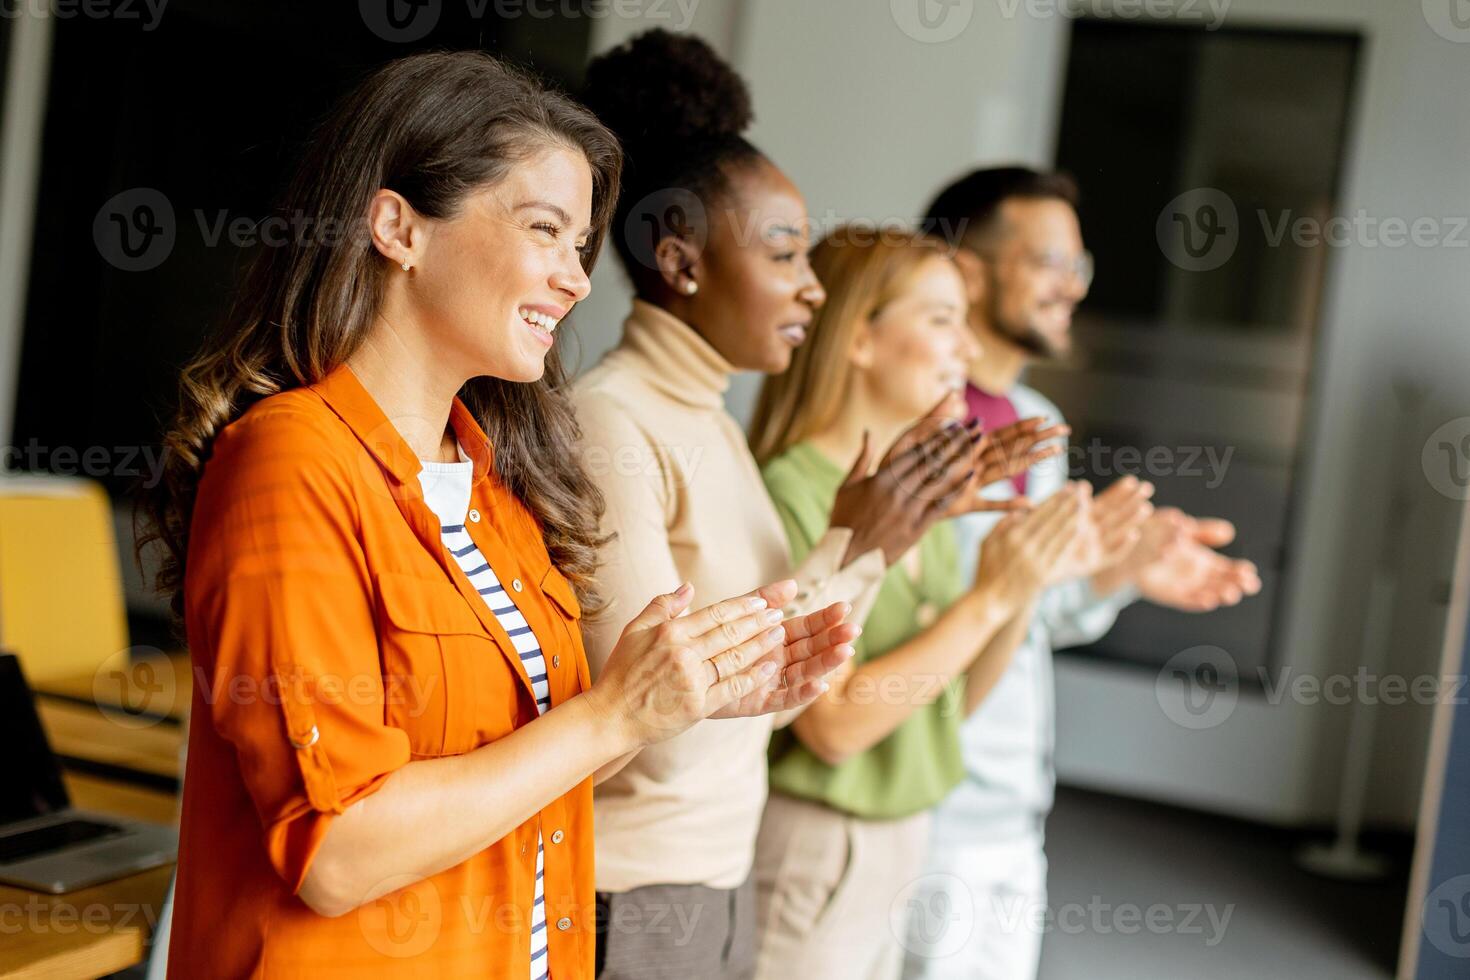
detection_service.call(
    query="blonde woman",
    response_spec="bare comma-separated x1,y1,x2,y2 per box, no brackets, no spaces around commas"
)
747,230,1152,979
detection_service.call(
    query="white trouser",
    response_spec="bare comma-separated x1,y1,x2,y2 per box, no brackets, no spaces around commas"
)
900,831,1047,980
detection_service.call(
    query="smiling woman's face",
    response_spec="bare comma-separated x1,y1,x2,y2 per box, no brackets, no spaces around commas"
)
411,144,595,383
687,158,827,374
853,255,977,423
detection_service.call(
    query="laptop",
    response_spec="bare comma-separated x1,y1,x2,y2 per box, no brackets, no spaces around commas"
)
0,652,178,893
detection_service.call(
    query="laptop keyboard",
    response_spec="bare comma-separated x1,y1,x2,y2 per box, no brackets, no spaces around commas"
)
0,818,124,863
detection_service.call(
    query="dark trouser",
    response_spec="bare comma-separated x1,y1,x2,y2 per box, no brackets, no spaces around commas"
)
595,875,756,980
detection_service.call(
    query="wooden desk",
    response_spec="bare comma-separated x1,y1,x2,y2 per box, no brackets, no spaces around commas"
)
0,865,172,980
1,655,187,978
33,652,189,791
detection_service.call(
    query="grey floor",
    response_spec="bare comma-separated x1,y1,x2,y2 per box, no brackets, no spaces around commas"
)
1038,787,1411,980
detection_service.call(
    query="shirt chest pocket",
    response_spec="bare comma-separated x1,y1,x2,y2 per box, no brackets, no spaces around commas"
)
373,571,520,757
537,565,589,691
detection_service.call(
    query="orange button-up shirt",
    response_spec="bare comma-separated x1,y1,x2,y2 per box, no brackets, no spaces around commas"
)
169,364,595,978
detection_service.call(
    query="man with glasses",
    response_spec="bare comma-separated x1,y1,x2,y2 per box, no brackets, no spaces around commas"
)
902,167,1261,980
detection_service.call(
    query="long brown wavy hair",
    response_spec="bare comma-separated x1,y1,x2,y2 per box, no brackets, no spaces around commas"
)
141,51,621,619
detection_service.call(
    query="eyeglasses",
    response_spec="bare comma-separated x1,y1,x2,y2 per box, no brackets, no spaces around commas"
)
981,246,1095,289
1017,247,1094,288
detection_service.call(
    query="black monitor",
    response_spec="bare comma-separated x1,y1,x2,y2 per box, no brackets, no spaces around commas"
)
0,654,71,824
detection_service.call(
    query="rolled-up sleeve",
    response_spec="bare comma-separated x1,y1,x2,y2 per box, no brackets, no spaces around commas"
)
185,409,411,891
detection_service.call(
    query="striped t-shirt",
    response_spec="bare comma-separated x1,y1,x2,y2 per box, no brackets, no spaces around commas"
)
418,447,551,980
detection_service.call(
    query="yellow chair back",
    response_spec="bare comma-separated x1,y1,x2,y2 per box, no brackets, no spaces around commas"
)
0,476,129,685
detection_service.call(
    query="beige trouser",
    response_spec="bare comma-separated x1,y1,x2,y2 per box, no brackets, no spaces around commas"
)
753,791,932,980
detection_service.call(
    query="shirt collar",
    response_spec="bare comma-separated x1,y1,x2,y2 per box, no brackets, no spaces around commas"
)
310,362,496,488
613,299,734,409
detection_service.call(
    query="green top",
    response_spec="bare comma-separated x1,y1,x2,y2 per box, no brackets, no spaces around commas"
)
762,441,968,819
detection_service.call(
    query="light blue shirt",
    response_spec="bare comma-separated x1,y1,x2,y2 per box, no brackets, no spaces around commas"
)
934,383,1138,846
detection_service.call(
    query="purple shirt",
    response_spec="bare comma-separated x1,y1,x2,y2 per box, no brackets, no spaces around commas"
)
964,381,1027,496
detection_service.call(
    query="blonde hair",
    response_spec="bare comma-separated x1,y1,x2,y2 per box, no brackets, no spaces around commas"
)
750,227,957,464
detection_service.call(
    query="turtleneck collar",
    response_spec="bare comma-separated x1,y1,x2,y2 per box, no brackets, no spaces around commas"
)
612,299,735,410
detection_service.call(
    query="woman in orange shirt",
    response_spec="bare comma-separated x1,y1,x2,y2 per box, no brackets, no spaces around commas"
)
142,52,857,979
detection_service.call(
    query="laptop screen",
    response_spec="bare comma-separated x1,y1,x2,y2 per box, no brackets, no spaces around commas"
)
0,654,71,823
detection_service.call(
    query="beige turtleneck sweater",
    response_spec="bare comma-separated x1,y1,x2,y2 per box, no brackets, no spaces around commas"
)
572,299,884,892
